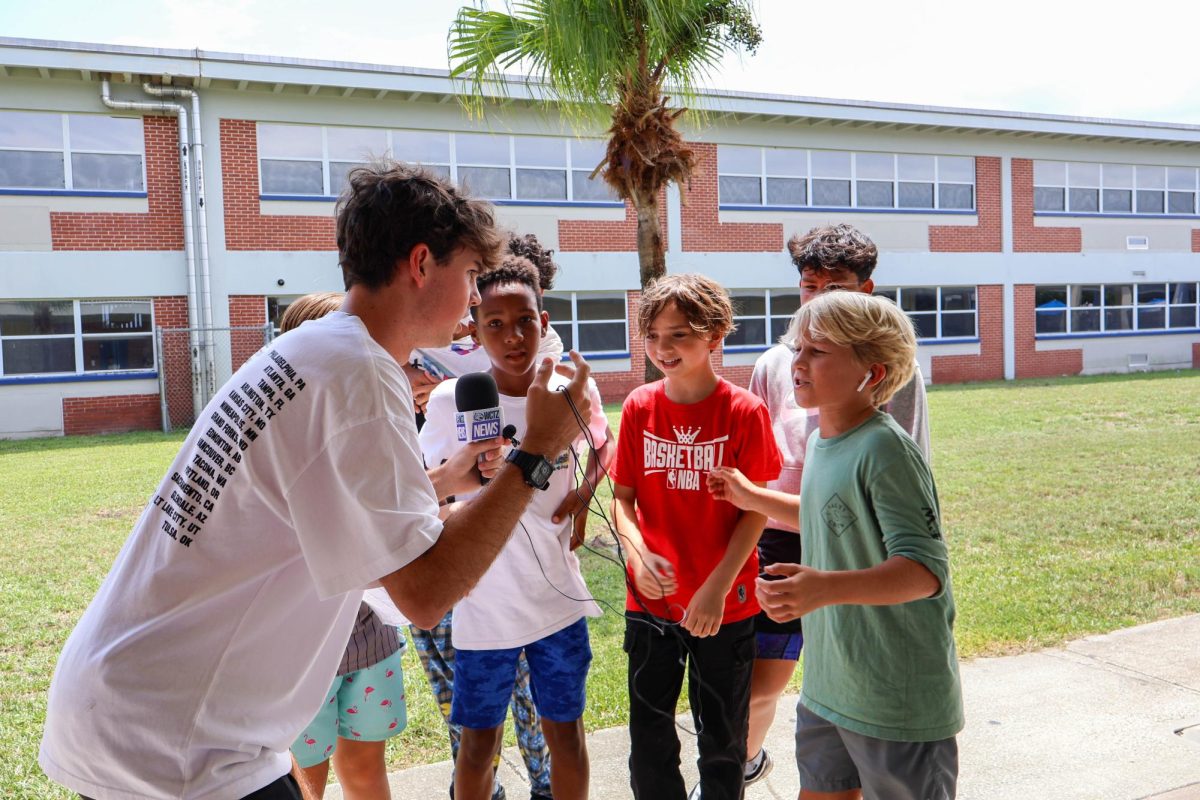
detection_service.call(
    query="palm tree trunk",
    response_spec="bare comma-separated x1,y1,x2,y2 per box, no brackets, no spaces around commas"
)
635,194,665,383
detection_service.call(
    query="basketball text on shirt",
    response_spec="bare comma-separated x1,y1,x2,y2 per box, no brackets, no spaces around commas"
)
642,426,729,491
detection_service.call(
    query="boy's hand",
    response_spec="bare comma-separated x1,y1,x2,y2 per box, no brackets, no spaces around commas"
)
403,362,442,414
756,562,826,622
682,580,725,638
706,466,757,510
522,352,592,457
551,485,593,526
631,552,678,599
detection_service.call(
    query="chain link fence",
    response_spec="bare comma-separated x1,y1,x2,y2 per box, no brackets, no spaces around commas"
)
155,325,275,432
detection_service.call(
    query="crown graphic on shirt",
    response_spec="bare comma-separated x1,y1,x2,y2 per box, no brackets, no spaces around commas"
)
672,425,701,445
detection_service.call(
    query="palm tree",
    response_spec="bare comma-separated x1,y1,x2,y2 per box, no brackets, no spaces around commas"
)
449,0,761,381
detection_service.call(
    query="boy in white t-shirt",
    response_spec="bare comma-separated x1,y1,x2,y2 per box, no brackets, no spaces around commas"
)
419,256,611,800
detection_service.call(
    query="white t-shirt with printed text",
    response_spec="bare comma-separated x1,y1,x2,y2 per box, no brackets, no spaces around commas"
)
419,372,607,650
40,312,442,800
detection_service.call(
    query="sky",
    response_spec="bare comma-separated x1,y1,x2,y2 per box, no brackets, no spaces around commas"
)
4,0,1200,125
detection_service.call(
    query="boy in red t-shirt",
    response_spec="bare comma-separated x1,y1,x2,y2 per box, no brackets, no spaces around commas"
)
611,273,782,800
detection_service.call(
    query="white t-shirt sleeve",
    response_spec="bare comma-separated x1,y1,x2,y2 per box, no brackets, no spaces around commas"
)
287,415,442,599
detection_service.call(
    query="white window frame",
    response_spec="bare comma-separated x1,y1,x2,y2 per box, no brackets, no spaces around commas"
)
1034,282,1200,336
256,123,617,203
0,111,146,194
1033,160,1200,217
0,299,156,378
724,288,802,350
874,286,978,341
543,291,628,356
716,146,976,212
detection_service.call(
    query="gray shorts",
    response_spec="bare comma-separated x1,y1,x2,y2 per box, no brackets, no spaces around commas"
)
794,700,958,800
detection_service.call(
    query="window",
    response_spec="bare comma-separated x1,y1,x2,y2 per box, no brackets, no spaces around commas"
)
257,123,617,202
723,289,801,349
717,146,975,211
1034,160,1200,216
0,299,154,377
267,296,302,336
542,292,627,355
872,286,977,340
0,111,145,193
1034,282,1200,335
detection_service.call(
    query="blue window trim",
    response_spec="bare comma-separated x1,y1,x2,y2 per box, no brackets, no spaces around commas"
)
719,204,975,215
723,344,772,354
260,194,624,209
1035,328,1200,341
561,351,630,361
0,189,148,198
1034,211,1200,220
0,369,158,386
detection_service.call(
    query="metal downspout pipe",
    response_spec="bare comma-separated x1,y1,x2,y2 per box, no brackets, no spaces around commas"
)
142,83,216,401
100,78,205,422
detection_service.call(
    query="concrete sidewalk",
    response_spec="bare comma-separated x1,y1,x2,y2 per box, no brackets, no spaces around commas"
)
335,615,1200,800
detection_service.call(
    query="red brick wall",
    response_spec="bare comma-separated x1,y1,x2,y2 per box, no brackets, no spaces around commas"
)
1012,159,1081,253
63,393,161,435
153,295,194,429
221,119,337,251
930,284,1004,383
929,157,1002,252
558,190,667,252
680,143,783,252
50,116,184,250
1013,284,1083,378
229,295,267,371
1192,230,1200,252
1193,342,1200,368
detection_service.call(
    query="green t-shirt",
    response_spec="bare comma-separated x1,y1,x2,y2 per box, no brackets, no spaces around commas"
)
799,411,963,742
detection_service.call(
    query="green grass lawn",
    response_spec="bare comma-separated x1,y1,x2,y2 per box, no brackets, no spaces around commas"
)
3,371,1199,797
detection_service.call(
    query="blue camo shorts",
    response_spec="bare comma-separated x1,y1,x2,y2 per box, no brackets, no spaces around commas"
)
290,647,407,768
451,618,591,729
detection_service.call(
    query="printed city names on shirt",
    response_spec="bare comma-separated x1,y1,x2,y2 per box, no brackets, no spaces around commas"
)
151,350,307,548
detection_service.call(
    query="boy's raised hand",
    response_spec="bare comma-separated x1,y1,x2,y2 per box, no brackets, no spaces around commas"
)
631,551,678,599
523,351,592,457
706,466,756,510
682,580,725,638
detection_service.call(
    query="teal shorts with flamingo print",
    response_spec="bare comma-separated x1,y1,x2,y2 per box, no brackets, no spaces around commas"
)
290,647,407,768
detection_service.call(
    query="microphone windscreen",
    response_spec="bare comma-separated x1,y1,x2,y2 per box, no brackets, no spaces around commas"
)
455,371,499,412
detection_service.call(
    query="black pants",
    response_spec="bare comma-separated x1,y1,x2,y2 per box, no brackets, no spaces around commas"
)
624,613,756,800
81,772,303,800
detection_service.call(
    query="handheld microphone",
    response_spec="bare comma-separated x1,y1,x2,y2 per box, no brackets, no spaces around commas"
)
455,372,503,485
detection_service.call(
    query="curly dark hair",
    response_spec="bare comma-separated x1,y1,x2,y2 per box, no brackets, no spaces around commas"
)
335,161,503,291
787,223,878,283
470,255,543,319
506,232,558,292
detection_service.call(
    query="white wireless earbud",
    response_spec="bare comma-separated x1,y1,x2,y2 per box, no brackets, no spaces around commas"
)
856,371,873,392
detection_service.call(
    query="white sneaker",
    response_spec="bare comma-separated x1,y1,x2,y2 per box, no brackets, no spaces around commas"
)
687,783,701,800
744,748,774,786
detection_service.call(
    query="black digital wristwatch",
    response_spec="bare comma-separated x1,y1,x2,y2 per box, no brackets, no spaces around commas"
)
505,449,554,490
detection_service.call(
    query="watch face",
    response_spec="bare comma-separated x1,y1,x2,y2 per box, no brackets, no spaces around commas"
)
531,460,554,486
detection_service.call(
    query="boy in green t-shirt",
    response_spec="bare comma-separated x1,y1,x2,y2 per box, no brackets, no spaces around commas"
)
708,290,962,799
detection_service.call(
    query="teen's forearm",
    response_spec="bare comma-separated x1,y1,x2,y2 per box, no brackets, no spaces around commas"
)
815,555,941,608
381,464,535,629
743,485,800,525
703,509,768,593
